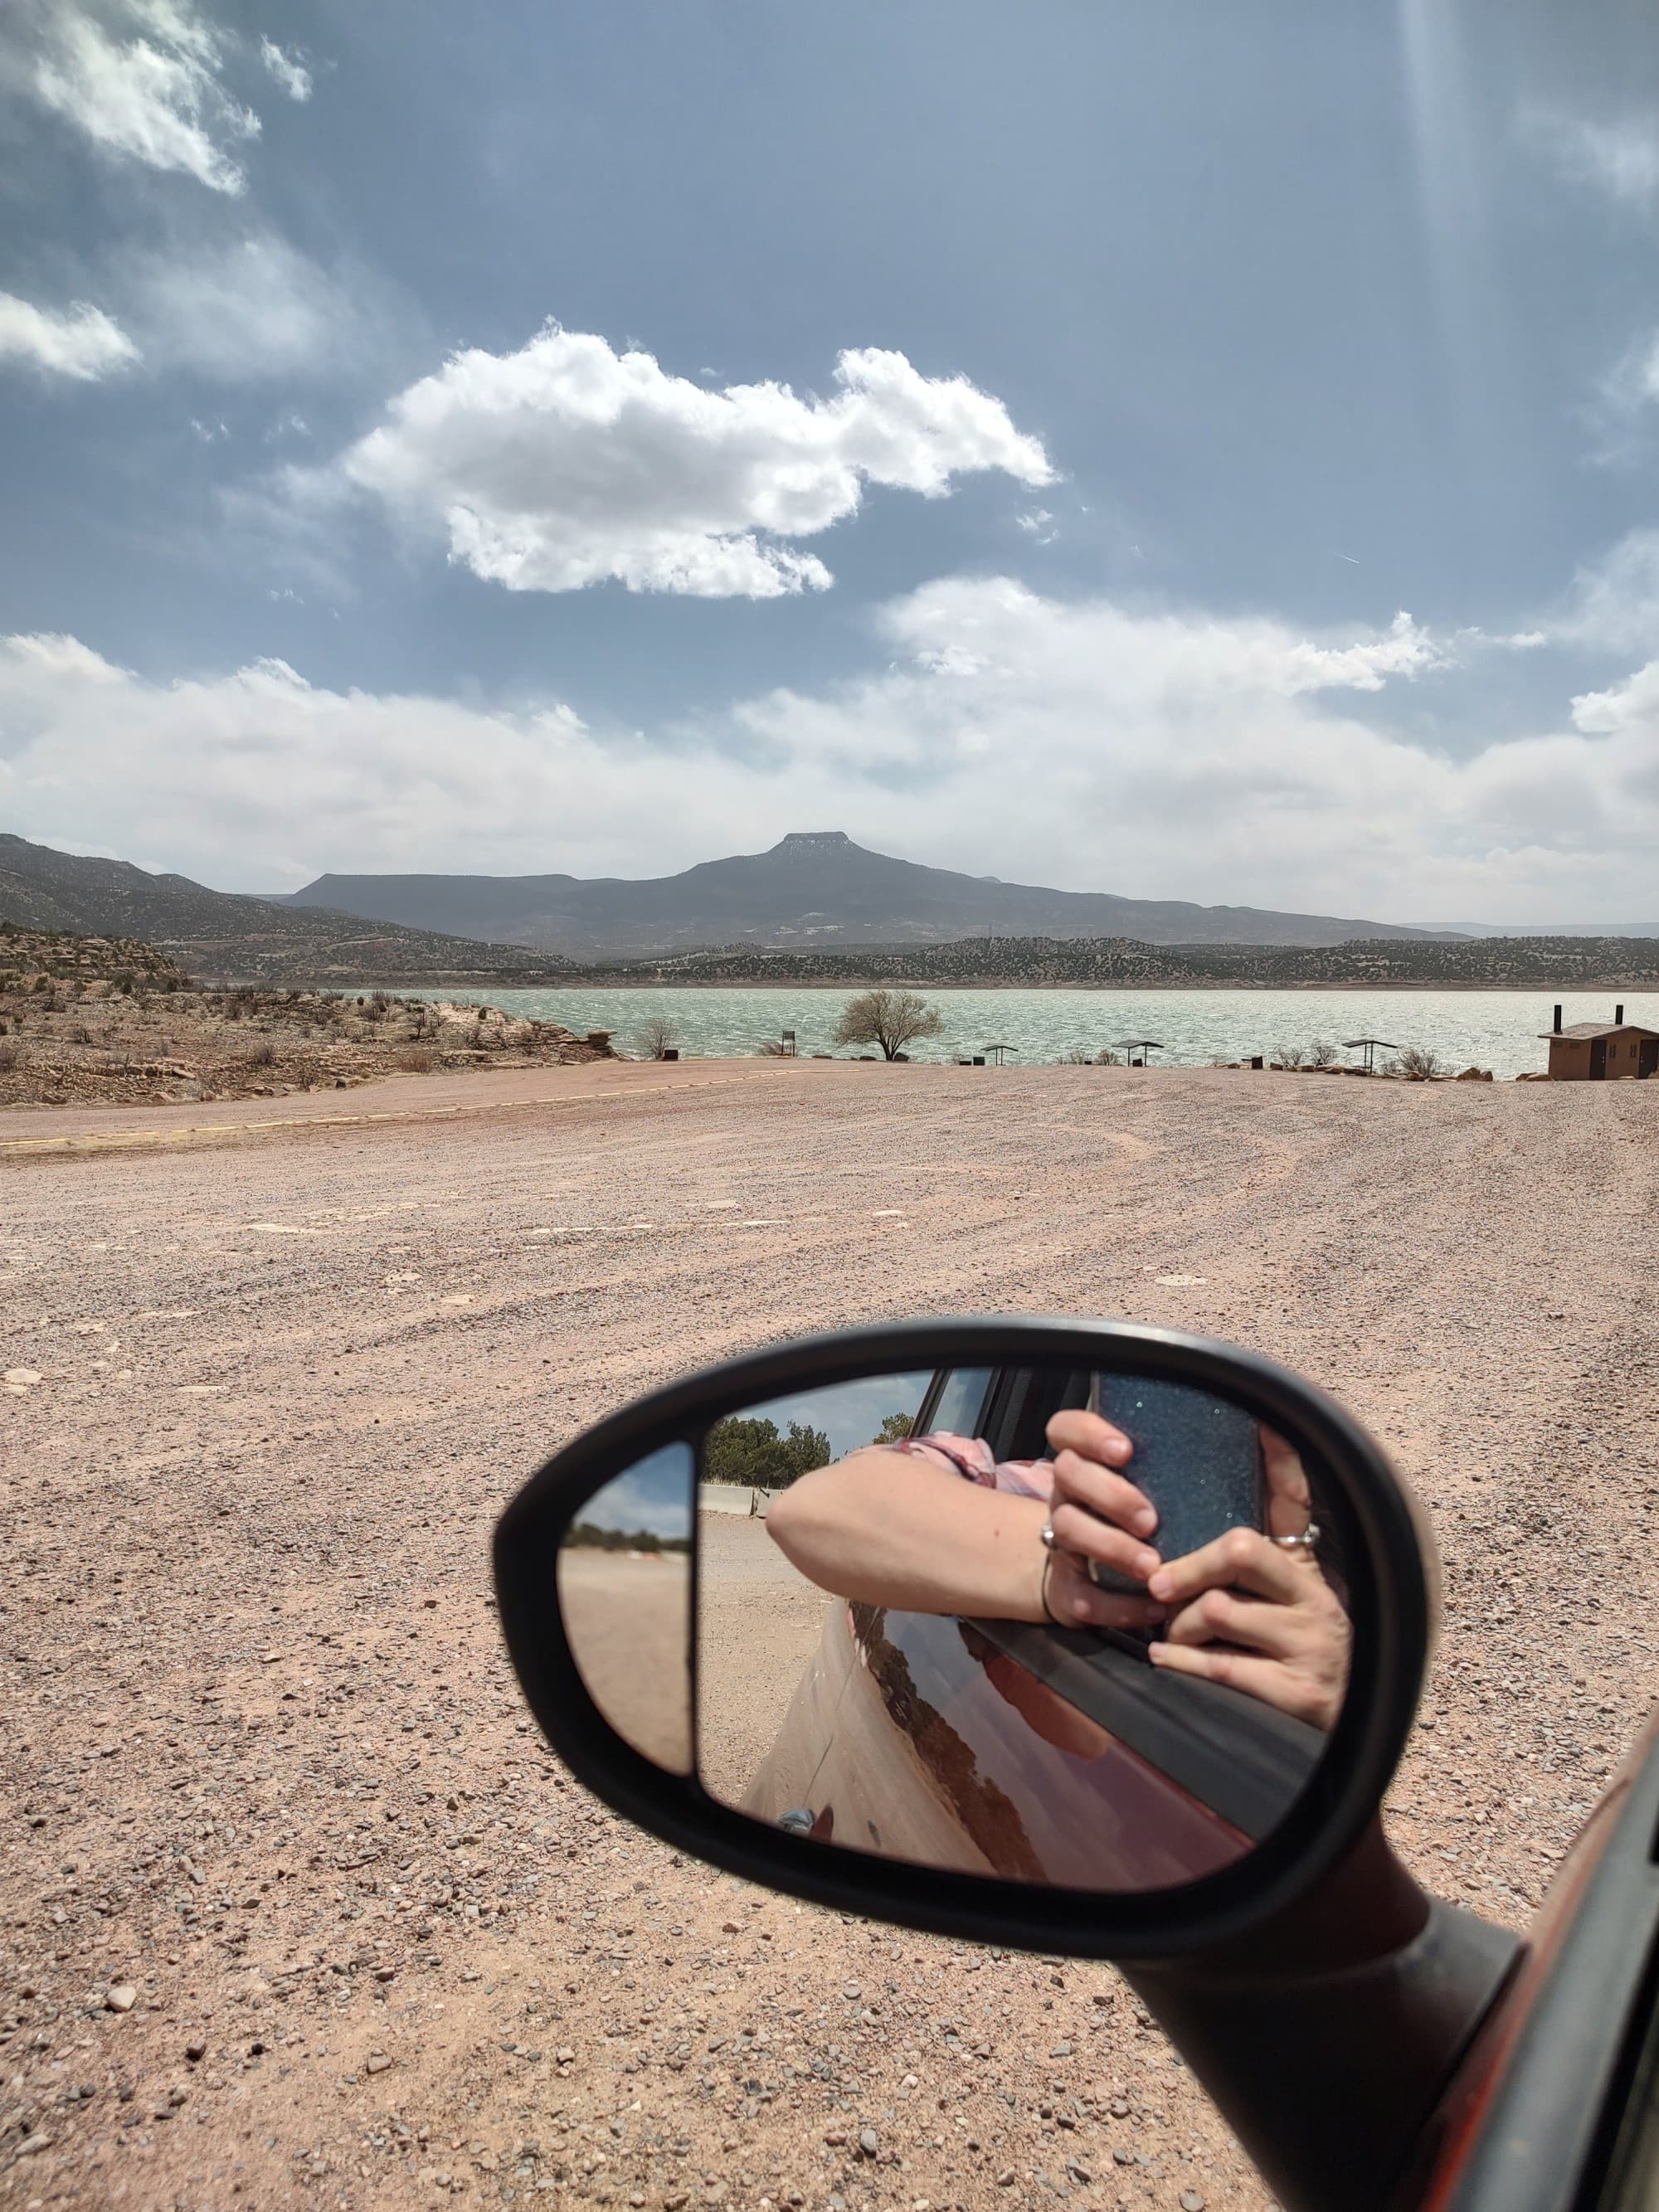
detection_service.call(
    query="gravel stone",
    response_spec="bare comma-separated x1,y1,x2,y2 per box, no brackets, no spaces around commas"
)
2,1062,1652,2212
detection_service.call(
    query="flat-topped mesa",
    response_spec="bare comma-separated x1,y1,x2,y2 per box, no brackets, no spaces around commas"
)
771,830,855,853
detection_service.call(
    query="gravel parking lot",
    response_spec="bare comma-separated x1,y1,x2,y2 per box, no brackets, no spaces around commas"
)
2,1056,1657,2211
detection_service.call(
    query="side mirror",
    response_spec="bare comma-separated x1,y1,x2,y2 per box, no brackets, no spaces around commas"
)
494,1318,1521,2212
492,1316,1432,1957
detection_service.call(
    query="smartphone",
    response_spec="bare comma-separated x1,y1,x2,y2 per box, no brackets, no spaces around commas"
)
1081,1373,1264,1597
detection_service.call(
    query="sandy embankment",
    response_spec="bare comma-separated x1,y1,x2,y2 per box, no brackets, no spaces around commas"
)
2,1057,1657,2212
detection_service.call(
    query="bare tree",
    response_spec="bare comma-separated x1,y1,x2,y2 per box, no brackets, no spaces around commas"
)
1092,1047,1121,1066
1307,1038,1338,1067
1275,1043,1306,1069
832,989,945,1061
635,1016,679,1061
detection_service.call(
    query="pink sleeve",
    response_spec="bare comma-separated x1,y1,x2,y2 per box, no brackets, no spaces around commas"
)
887,1432,1054,1502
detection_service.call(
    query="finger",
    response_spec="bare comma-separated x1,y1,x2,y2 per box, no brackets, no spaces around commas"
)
1048,1502,1161,1583
1261,1425,1312,1539
1049,1449,1158,1538
1047,1554,1165,1632
1148,1640,1335,1728
1147,1639,1297,1706
1147,1526,1310,1607
1160,1588,1307,1660
1045,1409,1135,1469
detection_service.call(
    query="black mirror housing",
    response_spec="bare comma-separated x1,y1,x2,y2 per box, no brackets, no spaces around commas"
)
493,1315,1435,1960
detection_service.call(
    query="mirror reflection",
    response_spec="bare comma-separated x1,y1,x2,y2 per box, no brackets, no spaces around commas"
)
696,1364,1348,1890
558,1441,694,1774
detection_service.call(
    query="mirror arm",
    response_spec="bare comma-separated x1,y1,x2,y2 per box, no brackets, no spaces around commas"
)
1122,1819,1521,2212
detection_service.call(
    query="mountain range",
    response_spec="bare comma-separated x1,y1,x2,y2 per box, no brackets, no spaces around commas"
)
7,830,1655,988
0,834,577,985
285,829,1452,955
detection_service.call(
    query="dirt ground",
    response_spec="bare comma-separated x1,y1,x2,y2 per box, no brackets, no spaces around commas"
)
2,1057,1657,2212
697,1518,835,1813
559,1553,693,1777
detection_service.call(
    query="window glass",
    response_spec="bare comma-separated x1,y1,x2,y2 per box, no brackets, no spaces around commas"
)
927,1367,995,1438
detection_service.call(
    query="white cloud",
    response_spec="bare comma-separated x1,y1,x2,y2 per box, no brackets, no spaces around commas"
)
4,583,1657,917
338,324,1055,598
1526,108,1659,213
1550,528,1659,654
126,234,364,381
0,291,139,380
256,36,309,102
16,0,260,194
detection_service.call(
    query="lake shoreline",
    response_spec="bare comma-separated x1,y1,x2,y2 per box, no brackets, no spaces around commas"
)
458,978,1642,994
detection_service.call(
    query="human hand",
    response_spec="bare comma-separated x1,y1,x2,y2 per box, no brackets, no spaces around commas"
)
1146,1515,1350,1732
1039,1408,1167,1633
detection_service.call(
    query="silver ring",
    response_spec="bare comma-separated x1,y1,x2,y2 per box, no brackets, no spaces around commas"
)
1040,1520,1060,1552
1271,1522,1321,1550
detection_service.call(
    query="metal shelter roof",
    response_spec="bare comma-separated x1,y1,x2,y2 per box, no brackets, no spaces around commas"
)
1540,1022,1659,1042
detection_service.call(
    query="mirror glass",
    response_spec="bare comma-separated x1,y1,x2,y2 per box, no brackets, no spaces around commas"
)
695,1363,1347,1891
557,1441,694,1774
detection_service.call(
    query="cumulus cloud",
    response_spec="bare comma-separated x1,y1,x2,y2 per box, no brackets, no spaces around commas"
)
337,324,1054,597
256,36,309,102
4,582,1657,916
0,292,139,379
12,0,260,193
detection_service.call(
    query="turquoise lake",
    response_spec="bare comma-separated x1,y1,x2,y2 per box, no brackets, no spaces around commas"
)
384,986,1659,1082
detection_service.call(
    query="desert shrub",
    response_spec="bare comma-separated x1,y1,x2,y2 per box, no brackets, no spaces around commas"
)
66,1022,91,1046
1395,1044,1442,1080
396,1045,439,1072
1308,1038,1337,1067
756,1038,791,1056
1058,1046,1092,1064
242,1040,276,1068
0,1040,20,1072
1092,1048,1121,1066
1275,1043,1306,1069
636,1016,679,1060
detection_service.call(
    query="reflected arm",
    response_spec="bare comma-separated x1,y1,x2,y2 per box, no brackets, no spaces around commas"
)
764,1447,1051,1620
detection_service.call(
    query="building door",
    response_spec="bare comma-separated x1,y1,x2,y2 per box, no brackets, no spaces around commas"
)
1641,1039,1658,1080
1589,1038,1608,1080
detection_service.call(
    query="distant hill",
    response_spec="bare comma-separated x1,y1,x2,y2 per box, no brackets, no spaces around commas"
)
0,835,580,985
288,829,1457,956
591,932,1659,989
1434,921,1659,939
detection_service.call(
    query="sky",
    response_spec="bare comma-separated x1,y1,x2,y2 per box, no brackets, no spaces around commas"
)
577,1443,693,1544
3,0,1659,922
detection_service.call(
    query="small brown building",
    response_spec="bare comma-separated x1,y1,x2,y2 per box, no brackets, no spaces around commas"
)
1540,1004,1659,1081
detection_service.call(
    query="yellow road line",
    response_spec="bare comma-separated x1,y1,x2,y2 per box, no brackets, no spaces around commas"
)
0,1070,789,1160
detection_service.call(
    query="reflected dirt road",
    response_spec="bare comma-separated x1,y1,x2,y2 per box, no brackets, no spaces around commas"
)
697,1512,831,1807
558,1548,692,1772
